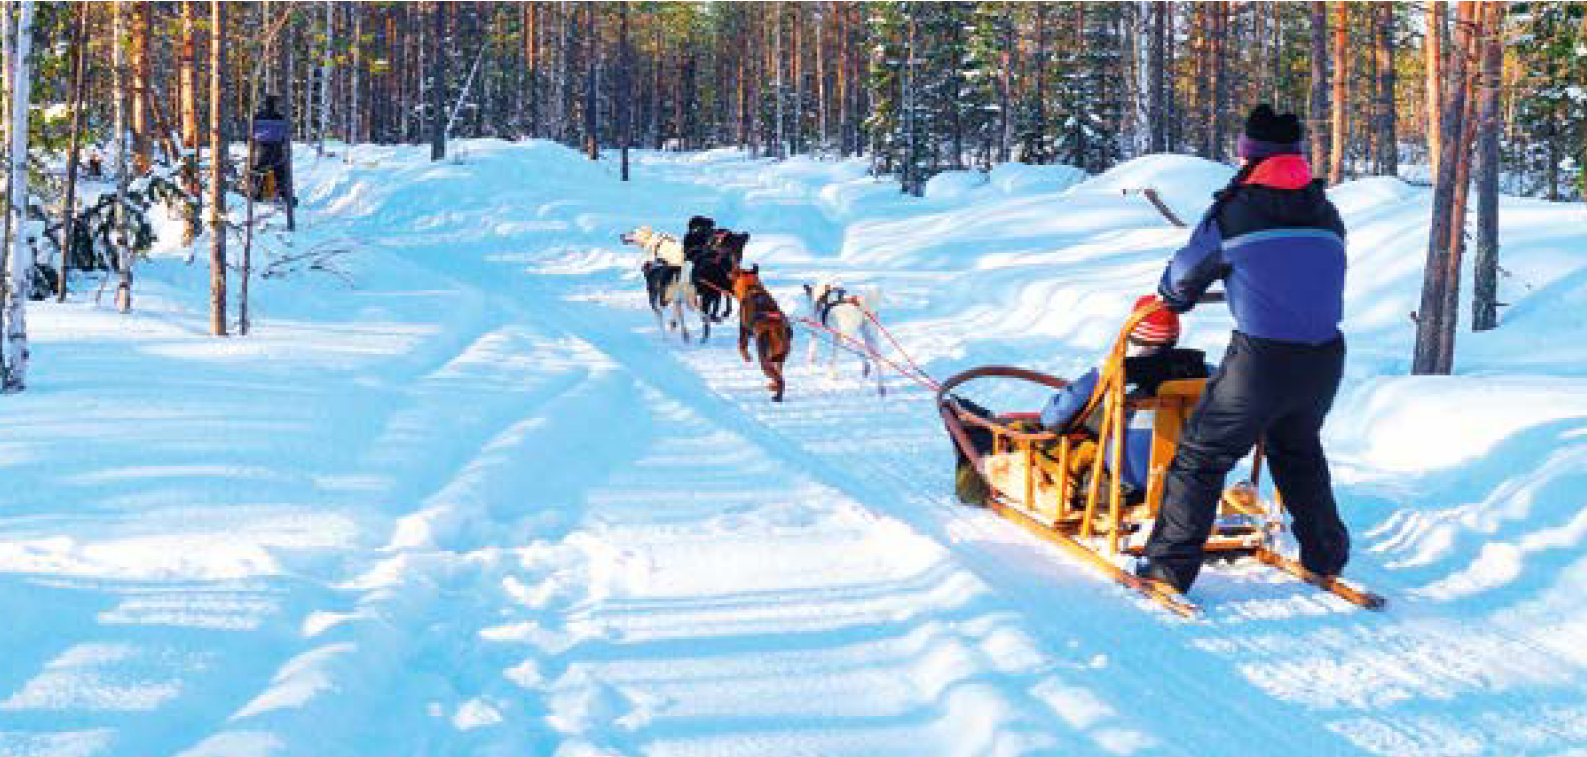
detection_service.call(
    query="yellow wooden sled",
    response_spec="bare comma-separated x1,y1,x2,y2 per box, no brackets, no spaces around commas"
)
937,302,1384,617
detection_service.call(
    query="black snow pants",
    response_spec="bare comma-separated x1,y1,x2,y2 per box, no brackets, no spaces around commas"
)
1144,331,1350,592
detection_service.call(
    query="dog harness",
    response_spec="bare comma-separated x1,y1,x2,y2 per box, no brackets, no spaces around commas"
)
815,287,861,327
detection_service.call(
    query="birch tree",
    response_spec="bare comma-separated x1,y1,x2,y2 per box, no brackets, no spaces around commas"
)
0,0,32,392
113,1,134,313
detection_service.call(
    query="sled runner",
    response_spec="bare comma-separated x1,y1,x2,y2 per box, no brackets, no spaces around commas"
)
937,300,1385,618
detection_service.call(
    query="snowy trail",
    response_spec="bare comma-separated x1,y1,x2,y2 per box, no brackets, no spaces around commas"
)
4,142,1587,756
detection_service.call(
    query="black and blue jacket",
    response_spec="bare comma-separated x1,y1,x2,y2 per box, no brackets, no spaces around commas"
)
1157,169,1346,345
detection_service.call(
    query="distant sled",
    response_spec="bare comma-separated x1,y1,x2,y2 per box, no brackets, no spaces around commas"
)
937,297,1385,617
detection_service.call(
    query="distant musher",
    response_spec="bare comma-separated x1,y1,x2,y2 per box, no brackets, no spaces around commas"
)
250,94,295,212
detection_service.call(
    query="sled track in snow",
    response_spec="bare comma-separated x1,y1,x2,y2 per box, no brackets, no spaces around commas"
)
532,280,1357,754
540,272,1587,756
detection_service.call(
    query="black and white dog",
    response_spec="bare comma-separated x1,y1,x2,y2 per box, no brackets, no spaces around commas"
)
621,225,699,343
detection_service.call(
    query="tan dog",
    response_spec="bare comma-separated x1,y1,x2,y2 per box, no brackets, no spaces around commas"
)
730,265,793,402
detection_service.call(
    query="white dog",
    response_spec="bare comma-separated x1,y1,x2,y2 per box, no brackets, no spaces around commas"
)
802,279,886,396
621,226,699,342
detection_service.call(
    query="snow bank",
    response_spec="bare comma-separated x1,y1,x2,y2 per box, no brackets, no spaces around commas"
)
988,162,1088,195
1068,153,1234,224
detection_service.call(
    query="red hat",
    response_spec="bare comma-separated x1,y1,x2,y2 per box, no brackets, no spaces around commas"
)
1129,295,1180,345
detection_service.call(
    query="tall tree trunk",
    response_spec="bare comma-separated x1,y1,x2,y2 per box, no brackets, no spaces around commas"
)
130,1,152,173
773,3,785,158
584,4,598,159
1413,1,1479,374
1308,2,1330,173
562,4,576,145
1375,2,1398,177
57,4,89,303
1426,1,1446,185
180,0,203,244
207,0,227,336
1190,3,1208,156
1148,1,1166,153
1436,5,1482,370
430,1,446,160
527,2,539,136
1210,3,1228,161
113,1,134,313
318,0,334,154
1163,2,1177,149
1,0,35,392
1328,2,1348,184
651,19,662,149
816,3,828,150
1471,2,1504,332
620,2,630,181
349,5,363,146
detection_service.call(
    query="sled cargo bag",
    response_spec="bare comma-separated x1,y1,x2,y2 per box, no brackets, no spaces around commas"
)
948,396,998,506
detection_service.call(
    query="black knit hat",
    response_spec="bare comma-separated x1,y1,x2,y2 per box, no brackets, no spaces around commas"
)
1238,104,1304,159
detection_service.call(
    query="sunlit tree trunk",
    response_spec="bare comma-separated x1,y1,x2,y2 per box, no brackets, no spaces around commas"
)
1426,1,1446,185
1413,1,1480,374
180,1,203,244
1471,2,1505,332
113,1,134,313
1328,2,1348,184
58,4,89,302
207,0,227,336
131,1,152,173
1374,2,1398,177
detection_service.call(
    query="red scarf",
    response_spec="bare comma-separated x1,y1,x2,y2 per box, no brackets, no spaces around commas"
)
1244,155,1313,189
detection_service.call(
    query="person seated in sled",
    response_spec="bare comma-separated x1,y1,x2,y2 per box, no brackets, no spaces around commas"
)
1039,295,1212,502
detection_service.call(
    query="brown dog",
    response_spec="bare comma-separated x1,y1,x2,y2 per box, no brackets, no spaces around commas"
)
730,265,793,402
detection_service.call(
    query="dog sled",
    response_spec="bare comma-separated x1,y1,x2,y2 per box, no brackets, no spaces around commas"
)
936,299,1385,618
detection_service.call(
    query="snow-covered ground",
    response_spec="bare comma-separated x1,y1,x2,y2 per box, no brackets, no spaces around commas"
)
3,140,1587,756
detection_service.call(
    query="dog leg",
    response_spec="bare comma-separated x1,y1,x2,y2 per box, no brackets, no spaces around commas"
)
739,324,752,363
863,327,884,395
